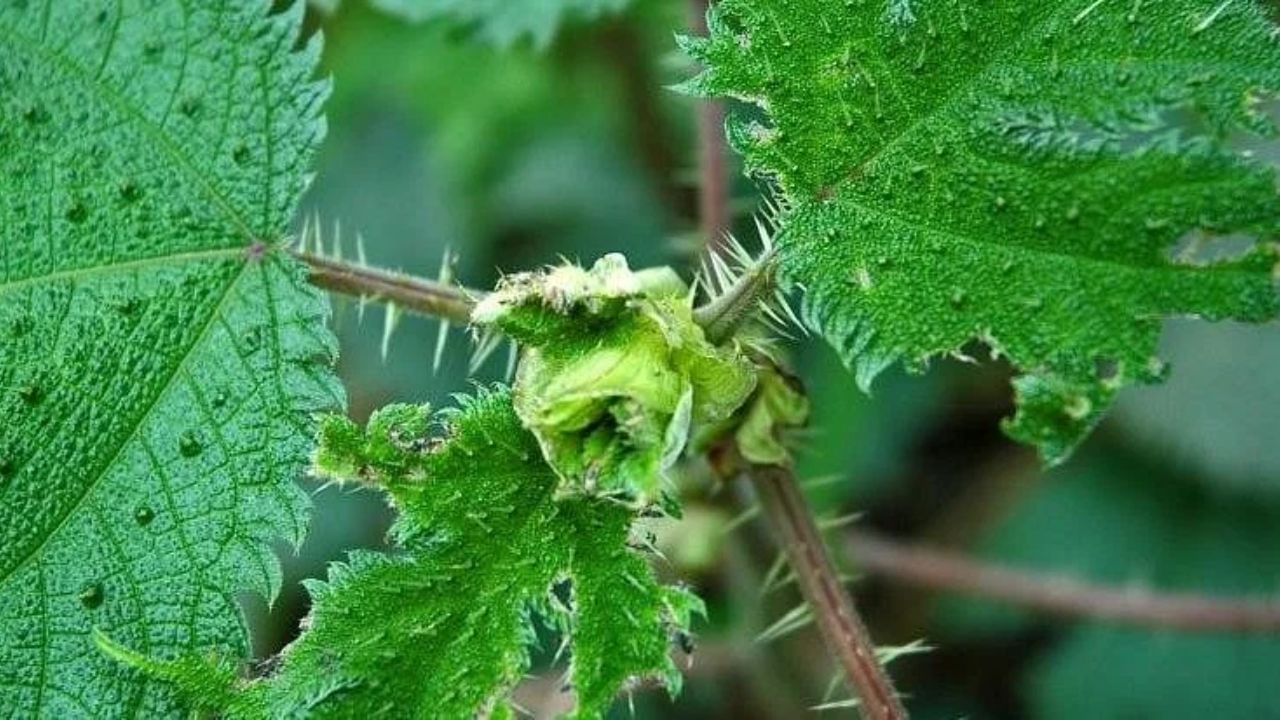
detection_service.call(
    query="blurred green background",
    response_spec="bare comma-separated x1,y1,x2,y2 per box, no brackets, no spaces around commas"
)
244,2,1280,717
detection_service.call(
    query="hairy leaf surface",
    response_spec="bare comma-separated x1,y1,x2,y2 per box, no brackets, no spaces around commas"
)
0,1,340,716
685,0,1280,462
370,0,630,47
109,388,698,718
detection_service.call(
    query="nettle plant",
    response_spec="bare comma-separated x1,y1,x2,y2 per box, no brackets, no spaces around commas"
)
2,0,1278,718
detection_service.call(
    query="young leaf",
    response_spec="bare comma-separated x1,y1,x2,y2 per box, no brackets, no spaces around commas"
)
370,0,630,48
684,1,1280,463
0,2,339,716
110,388,700,718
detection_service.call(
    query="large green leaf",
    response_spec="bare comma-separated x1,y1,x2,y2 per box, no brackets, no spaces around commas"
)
684,0,1280,462
370,0,631,47
107,387,699,718
0,1,340,716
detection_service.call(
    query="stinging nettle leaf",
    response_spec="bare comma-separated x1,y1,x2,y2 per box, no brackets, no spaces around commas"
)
684,0,1280,463
369,0,631,48
0,1,341,716
107,387,701,719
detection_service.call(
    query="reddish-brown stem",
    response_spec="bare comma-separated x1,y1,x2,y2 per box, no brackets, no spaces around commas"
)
690,0,731,250
847,529,1280,632
596,20,690,221
748,465,907,720
292,249,476,325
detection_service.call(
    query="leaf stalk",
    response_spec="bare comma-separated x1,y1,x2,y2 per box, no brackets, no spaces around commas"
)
292,249,477,325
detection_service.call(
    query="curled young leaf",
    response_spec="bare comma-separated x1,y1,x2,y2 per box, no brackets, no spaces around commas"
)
476,255,758,504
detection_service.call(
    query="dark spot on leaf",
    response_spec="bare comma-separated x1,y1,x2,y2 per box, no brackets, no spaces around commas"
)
134,506,155,526
79,583,104,609
21,104,46,124
17,382,41,405
179,431,203,458
117,180,141,203
65,202,88,224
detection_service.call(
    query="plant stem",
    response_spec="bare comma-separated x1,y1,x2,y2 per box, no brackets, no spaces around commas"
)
748,464,907,720
291,249,477,325
687,1,901,713
690,0,730,250
692,245,777,344
596,20,689,221
846,529,1280,632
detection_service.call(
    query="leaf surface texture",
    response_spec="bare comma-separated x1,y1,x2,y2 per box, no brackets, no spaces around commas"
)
685,0,1280,461
112,388,697,719
0,2,339,716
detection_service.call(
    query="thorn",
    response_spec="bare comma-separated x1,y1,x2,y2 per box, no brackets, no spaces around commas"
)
330,219,344,262
432,248,457,374
822,670,843,702
721,504,760,535
818,511,863,531
810,698,862,712
760,552,793,597
505,340,518,382
381,302,400,360
755,602,813,643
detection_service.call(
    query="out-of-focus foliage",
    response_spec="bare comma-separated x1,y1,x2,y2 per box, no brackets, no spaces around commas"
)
369,0,631,48
937,453,1280,719
310,3,673,274
1113,320,1280,496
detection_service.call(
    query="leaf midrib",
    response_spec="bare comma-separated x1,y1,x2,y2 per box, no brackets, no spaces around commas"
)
798,188,1269,280
817,168,1268,274
0,16,260,246
0,258,251,588
0,6,291,586
0,247,245,296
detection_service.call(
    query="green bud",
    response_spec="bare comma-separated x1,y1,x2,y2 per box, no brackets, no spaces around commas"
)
474,255,757,505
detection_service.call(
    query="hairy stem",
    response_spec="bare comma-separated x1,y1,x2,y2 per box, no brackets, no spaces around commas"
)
748,464,907,720
847,529,1280,632
292,249,477,325
692,246,778,344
